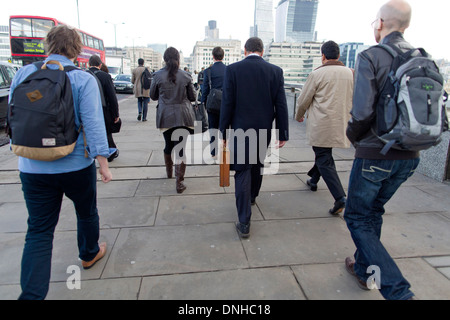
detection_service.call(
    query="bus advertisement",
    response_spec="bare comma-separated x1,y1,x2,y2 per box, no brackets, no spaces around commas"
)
9,15,105,68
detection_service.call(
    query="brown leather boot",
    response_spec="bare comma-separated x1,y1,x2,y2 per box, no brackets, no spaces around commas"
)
175,162,187,194
164,152,173,178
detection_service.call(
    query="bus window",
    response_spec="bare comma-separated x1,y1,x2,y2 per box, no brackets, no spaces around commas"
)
93,38,100,50
10,18,33,37
87,35,94,48
31,19,55,38
99,40,104,51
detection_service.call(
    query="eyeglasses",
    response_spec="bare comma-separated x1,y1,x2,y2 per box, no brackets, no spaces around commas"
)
371,18,384,28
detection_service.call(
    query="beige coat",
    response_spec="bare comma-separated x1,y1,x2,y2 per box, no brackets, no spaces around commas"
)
132,66,150,98
296,61,353,148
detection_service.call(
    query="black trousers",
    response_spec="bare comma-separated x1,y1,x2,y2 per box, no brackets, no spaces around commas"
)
207,111,220,157
234,165,263,225
308,146,346,201
163,127,192,161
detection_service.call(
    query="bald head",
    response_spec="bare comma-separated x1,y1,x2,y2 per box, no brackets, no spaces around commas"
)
379,0,412,32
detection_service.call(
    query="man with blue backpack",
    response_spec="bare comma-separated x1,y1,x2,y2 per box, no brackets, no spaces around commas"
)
344,0,447,300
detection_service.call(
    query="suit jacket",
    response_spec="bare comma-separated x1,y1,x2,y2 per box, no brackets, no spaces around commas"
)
201,61,226,104
219,55,289,171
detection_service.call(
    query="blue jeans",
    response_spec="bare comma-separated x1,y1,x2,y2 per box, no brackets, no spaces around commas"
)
344,157,420,300
18,163,100,300
138,97,150,120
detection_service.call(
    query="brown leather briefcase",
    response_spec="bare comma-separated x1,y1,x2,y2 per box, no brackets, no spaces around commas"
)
220,149,230,187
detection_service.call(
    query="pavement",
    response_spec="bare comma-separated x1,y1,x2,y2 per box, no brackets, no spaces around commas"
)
1,95,450,301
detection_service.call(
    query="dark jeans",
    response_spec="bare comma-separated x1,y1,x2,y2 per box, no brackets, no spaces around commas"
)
137,97,149,120
234,165,263,225
207,111,220,157
308,147,346,201
344,157,420,300
18,163,100,300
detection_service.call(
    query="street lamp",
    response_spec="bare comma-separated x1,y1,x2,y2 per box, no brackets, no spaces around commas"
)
105,21,125,54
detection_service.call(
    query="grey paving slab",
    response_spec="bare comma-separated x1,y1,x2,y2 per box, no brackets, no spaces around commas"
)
291,263,383,300
396,258,450,299
382,212,450,258
56,196,159,231
136,177,225,197
139,267,306,300
156,193,263,226
386,186,448,213
102,223,249,278
46,278,141,300
255,190,341,220
424,255,450,267
0,201,28,233
240,219,356,268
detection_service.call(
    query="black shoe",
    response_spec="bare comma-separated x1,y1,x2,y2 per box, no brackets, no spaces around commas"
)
236,222,250,239
251,199,256,206
137,113,142,121
329,197,346,216
307,179,318,192
108,150,119,162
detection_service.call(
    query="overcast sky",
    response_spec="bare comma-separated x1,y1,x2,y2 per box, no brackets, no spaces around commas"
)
1,0,448,60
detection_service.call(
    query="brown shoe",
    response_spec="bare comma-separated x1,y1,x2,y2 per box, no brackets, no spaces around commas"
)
345,257,370,290
82,242,107,270
164,152,173,179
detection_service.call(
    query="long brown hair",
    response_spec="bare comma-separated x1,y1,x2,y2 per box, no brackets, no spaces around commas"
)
163,47,180,84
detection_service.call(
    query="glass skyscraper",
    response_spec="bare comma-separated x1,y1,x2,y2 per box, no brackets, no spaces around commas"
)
253,0,275,48
275,0,319,43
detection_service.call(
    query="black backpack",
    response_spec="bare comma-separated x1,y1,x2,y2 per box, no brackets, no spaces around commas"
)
7,60,80,161
141,68,152,91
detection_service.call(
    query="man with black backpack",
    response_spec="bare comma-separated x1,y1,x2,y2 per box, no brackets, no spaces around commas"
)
344,0,445,300
131,58,151,122
8,25,112,300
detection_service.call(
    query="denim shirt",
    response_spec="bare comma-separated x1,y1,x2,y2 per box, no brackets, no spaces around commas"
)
9,54,112,174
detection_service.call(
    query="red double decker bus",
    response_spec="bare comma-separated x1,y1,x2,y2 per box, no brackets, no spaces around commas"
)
9,15,105,68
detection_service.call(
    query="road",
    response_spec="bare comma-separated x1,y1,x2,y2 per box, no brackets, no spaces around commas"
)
0,93,133,147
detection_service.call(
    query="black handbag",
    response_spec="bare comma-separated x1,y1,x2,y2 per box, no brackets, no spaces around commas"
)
111,118,122,133
205,69,222,114
192,102,208,133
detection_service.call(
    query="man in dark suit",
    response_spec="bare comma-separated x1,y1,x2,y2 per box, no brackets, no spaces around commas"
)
201,47,227,159
88,55,120,162
220,37,289,238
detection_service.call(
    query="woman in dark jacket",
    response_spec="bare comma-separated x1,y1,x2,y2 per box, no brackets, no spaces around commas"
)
150,47,196,193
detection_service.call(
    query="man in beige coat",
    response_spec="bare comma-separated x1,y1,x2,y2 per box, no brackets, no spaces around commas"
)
296,40,353,215
132,58,151,121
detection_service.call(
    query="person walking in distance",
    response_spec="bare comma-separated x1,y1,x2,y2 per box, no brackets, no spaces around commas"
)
88,55,120,162
150,47,197,193
201,46,227,160
296,41,354,216
132,58,150,122
220,37,289,238
9,25,112,300
344,0,419,300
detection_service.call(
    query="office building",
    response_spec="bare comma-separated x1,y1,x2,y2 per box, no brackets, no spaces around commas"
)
253,0,275,49
192,39,241,72
0,25,10,62
265,41,322,84
205,20,219,40
275,0,319,43
339,42,369,69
